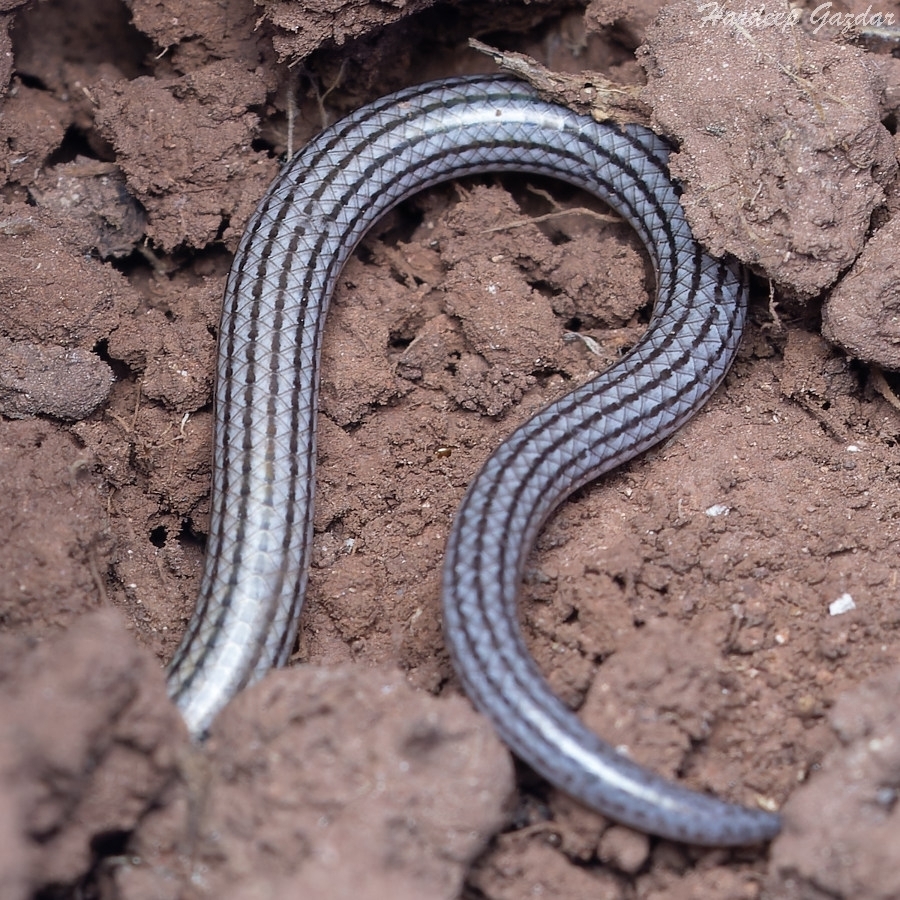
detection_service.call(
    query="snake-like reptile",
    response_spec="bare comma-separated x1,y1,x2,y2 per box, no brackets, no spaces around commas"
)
166,76,781,846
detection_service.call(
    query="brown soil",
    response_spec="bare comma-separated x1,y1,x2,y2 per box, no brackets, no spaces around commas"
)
1,1,900,898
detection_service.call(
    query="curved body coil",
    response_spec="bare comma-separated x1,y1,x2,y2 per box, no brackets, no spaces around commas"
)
167,76,780,846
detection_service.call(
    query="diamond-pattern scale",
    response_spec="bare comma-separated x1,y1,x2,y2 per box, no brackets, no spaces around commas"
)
165,75,776,848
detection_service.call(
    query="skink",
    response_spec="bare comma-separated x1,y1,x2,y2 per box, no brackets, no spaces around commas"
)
166,75,781,846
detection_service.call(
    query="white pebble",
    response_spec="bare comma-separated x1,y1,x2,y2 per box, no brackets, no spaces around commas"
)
829,594,856,616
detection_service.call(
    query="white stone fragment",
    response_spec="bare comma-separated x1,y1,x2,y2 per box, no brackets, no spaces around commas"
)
829,594,856,616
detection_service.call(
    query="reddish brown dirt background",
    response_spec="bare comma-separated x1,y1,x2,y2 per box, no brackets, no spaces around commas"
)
1,0,900,898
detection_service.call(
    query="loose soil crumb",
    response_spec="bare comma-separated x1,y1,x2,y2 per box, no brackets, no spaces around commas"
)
1,1,900,899
0,610,186,890
767,666,900,900
0,336,113,419
822,215,900,369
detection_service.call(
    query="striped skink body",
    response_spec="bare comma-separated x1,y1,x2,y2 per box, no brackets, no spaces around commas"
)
166,76,781,846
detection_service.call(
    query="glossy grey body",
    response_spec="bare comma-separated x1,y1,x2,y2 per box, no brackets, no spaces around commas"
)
167,76,780,846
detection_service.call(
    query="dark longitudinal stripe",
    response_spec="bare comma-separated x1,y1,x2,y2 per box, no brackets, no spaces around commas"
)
166,76,778,848
167,184,287,688
458,219,714,712
492,240,712,567
255,119,693,671
457,259,740,743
